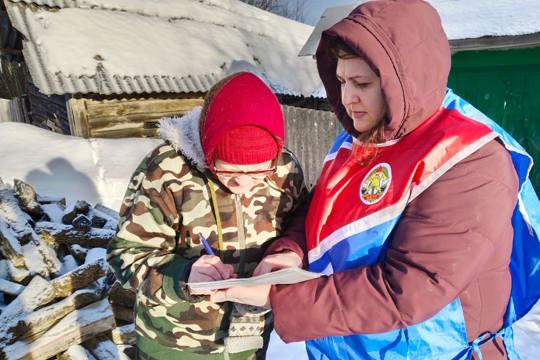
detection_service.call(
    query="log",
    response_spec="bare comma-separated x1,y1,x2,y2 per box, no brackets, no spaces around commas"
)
73,214,92,230
62,200,91,225
13,179,43,219
111,303,134,324
116,345,136,359
91,205,119,230
0,185,61,276
69,244,89,263
12,287,101,342
58,344,97,360
6,260,30,283
0,217,25,267
84,336,132,360
93,204,119,221
36,221,115,248
0,259,8,279
1,299,115,360
108,281,136,308
51,258,109,298
110,323,135,346
0,278,24,296
0,276,55,347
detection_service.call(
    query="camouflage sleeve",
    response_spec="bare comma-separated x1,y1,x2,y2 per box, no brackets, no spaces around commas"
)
107,146,194,301
263,150,310,262
281,149,309,213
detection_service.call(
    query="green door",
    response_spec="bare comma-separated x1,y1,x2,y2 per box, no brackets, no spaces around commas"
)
448,47,540,192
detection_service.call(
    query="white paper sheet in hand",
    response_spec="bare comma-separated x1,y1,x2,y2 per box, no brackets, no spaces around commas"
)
187,267,322,291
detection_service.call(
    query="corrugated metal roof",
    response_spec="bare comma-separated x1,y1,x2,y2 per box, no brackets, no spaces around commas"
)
6,3,225,95
5,0,320,96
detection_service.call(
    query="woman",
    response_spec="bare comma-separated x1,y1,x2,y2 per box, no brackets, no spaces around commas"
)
107,72,307,360
211,1,540,359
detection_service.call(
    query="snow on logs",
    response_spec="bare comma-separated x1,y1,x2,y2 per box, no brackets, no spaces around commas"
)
0,179,135,360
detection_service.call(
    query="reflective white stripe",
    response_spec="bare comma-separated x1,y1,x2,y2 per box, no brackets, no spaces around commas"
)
309,132,499,265
323,142,352,163
318,262,334,275
409,133,498,201
308,195,409,264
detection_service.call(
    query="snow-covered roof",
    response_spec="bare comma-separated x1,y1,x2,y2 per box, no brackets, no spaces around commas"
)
4,0,321,96
300,0,540,56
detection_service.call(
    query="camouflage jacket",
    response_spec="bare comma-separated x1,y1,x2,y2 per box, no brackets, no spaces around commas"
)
107,108,307,360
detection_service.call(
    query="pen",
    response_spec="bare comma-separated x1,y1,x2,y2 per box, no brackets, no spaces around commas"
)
199,233,215,256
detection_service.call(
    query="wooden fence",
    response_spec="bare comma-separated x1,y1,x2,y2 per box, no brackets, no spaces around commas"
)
282,105,340,188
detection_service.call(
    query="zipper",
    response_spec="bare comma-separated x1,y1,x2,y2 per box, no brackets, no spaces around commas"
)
234,194,246,276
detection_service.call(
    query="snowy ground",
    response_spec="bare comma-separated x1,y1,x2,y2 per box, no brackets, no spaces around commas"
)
0,122,538,358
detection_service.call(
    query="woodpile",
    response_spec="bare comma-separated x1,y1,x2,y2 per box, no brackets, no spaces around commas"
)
0,178,136,360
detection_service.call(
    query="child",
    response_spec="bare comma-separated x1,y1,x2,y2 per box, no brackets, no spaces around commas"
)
107,72,306,360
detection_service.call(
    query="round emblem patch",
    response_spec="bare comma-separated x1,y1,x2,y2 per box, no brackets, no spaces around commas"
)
360,163,392,205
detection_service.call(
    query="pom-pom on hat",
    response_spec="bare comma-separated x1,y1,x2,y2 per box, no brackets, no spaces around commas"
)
200,72,284,166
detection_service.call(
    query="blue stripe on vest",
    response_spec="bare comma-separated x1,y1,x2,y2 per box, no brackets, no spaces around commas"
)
306,89,540,360
309,216,400,273
325,130,352,159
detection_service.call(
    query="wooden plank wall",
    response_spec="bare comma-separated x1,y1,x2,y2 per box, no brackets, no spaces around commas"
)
27,83,70,134
67,98,340,187
68,97,205,138
0,98,10,122
282,105,340,188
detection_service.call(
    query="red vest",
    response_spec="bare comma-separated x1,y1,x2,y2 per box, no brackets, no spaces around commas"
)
306,107,497,268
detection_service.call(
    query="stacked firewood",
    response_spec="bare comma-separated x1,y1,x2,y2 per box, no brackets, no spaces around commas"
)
0,178,136,360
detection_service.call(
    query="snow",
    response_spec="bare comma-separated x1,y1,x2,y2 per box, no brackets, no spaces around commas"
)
427,0,540,40
41,202,65,224
0,121,539,357
64,344,97,360
0,122,161,210
84,248,107,265
300,1,540,57
60,255,79,275
10,0,320,95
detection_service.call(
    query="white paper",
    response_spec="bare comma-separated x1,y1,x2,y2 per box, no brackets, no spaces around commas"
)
187,267,322,290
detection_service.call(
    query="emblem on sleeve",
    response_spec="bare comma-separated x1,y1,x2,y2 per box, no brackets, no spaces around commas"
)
360,163,391,205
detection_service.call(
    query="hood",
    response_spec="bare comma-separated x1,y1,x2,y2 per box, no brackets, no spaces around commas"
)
158,106,207,170
316,0,451,139
158,72,285,169
199,72,284,167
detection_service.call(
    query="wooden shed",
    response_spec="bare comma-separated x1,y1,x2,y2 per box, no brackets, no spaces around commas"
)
0,0,342,187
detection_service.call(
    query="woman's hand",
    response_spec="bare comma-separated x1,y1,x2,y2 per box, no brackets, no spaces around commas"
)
211,284,272,309
188,255,237,295
252,251,303,276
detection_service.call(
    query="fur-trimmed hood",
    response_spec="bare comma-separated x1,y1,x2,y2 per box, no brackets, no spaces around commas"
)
158,106,207,170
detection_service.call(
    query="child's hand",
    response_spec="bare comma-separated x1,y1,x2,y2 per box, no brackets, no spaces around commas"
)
252,251,302,276
188,255,237,295
211,284,271,309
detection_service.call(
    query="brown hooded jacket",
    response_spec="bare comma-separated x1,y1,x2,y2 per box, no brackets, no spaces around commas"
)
266,1,518,358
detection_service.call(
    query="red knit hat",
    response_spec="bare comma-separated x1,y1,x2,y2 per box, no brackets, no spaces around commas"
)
200,72,285,166
213,125,278,164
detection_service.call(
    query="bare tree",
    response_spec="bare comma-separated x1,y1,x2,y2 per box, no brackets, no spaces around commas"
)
239,0,281,12
240,0,307,23
280,0,308,23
